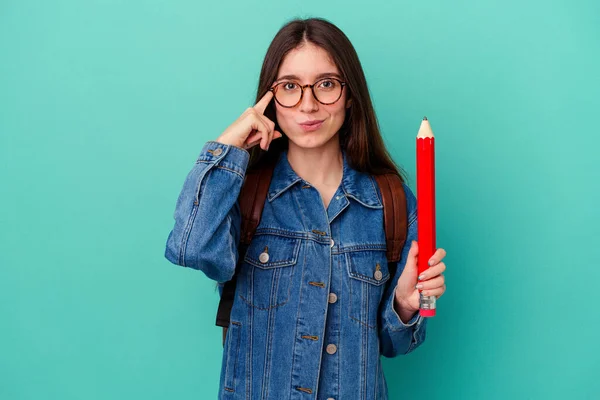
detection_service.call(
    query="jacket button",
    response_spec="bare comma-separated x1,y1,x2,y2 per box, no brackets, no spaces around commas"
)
330,238,334,248
328,293,337,304
212,148,223,156
374,270,383,281
327,398,335,400
259,252,269,263
326,344,337,354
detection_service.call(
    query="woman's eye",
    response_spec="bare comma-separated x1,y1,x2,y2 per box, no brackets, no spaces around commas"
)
283,82,298,90
319,80,335,89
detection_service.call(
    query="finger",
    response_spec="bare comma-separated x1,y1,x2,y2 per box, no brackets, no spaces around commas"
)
244,129,283,150
410,240,419,257
247,124,279,144
400,241,419,281
428,248,447,266
243,134,262,149
260,115,275,146
418,262,446,280
416,275,444,290
244,131,268,150
253,90,275,115
259,122,270,150
247,113,270,150
244,131,262,147
422,285,445,298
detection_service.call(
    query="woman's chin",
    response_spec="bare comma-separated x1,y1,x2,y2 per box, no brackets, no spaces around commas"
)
287,131,339,150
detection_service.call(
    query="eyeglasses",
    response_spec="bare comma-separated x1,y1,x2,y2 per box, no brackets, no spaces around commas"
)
269,77,347,108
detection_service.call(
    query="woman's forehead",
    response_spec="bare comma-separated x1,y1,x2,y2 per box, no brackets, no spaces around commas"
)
277,44,339,81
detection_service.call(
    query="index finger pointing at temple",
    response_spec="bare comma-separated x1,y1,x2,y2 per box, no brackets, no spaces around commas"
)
253,90,274,115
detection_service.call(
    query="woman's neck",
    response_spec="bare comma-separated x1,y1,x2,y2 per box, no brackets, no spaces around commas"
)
286,139,343,188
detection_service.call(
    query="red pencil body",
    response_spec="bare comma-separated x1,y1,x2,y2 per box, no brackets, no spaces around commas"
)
416,128,437,317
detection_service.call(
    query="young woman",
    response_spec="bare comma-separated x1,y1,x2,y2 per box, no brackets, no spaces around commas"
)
165,17,447,400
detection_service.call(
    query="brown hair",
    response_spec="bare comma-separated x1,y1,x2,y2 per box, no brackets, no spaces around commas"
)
249,17,408,183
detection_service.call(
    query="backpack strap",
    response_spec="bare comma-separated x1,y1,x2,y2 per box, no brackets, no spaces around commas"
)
373,174,408,279
239,161,277,245
216,159,276,345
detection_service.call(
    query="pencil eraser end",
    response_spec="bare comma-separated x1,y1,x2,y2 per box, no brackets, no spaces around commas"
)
419,309,436,317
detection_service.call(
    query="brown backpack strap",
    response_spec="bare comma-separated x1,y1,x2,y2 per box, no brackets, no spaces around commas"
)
239,161,277,245
217,158,277,345
373,174,408,264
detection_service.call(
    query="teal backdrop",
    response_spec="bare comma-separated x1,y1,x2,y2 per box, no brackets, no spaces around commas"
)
1,1,598,399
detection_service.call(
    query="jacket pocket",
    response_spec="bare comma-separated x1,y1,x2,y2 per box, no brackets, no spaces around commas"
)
223,320,241,394
239,234,301,309
345,250,390,329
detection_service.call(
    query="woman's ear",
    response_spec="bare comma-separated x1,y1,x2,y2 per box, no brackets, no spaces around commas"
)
345,98,352,108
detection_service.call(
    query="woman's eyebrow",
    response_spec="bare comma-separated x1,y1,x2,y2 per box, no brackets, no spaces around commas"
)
275,72,342,81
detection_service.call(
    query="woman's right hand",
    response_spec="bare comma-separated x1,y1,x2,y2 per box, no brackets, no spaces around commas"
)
215,90,283,151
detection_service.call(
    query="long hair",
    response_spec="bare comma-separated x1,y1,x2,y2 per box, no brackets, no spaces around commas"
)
248,17,408,183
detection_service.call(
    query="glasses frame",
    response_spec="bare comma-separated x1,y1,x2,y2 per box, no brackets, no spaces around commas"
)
268,77,347,108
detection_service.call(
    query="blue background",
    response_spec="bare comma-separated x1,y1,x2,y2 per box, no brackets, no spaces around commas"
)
1,1,599,398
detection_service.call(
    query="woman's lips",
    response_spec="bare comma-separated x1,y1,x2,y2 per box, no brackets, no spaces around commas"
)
298,120,324,132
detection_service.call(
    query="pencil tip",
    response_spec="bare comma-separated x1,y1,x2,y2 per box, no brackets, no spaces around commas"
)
423,116,428,121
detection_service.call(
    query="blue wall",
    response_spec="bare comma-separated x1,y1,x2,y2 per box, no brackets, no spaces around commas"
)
1,1,598,398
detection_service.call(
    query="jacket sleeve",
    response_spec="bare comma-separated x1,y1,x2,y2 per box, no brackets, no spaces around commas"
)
378,183,428,357
164,141,249,283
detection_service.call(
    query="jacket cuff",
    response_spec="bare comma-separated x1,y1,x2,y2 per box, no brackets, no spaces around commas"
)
197,141,250,178
383,283,425,330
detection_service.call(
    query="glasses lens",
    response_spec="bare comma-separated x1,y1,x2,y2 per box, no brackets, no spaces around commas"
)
273,79,343,107
274,82,302,107
314,79,342,104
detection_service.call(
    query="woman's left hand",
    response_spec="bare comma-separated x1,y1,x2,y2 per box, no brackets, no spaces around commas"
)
394,240,447,315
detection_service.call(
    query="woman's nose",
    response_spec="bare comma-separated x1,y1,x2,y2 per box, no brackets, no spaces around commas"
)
299,87,319,112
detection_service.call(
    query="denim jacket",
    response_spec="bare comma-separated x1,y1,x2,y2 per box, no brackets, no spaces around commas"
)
165,141,428,400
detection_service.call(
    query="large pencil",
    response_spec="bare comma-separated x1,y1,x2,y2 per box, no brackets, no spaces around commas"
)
416,116,437,317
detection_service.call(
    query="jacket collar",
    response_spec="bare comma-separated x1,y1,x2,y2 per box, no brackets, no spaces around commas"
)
267,150,383,209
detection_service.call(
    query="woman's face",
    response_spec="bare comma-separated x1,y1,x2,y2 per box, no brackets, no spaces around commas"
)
273,42,352,150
